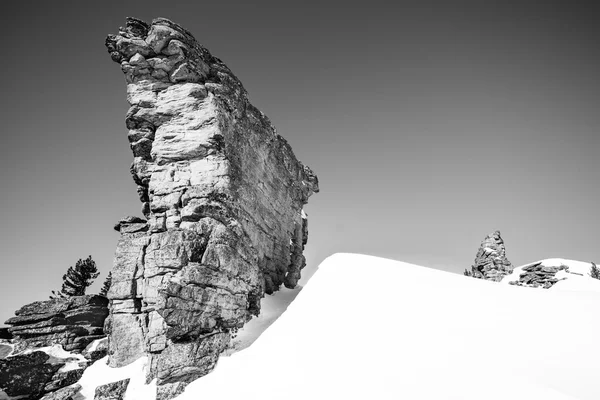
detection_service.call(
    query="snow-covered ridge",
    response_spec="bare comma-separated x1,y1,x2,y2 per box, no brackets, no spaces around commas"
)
175,253,600,400
51,254,600,399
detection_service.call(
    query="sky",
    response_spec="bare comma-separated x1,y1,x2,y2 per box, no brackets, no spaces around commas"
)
1,0,599,325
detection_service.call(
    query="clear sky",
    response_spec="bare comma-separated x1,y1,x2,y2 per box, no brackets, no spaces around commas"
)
1,0,599,325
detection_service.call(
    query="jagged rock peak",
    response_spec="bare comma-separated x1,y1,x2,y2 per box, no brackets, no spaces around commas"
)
104,17,319,399
468,230,513,281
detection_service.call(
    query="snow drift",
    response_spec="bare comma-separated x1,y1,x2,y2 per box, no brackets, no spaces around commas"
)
78,254,600,400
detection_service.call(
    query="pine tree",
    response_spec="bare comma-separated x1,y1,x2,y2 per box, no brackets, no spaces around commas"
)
590,262,600,280
51,255,100,298
463,268,473,277
100,272,112,297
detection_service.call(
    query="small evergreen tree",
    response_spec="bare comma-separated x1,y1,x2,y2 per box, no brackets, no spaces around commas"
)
100,272,112,297
590,262,600,280
51,255,100,298
463,268,473,277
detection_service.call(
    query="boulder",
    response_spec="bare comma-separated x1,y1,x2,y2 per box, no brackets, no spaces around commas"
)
0,351,61,399
94,379,130,400
0,346,89,400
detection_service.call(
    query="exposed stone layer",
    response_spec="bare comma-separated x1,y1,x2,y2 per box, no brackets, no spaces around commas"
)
507,262,569,289
94,379,130,400
40,384,81,400
468,231,513,281
104,17,318,396
0,348,89,400
4,295,108,353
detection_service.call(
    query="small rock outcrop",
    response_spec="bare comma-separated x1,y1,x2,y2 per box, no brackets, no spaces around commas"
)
0,347,89,400
40,384,82,400
94,379,130,400
104,17,318,398
0,352,61,399
0,338,106,400
4,295,109,353
507,262,569,289
468,231,513,281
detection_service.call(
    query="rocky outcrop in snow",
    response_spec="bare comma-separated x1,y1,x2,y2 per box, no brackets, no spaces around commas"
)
502,259,597,290
4,295,108,353
104,17,318,398
467,231,513,281
0,343,100,400
94,378,130,400
507,262,568,289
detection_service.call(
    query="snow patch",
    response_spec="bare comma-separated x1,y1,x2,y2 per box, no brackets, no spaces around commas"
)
74,356,156,400
175,253,600,400
84,337,107,354
223,286,302,356
19,344,87,373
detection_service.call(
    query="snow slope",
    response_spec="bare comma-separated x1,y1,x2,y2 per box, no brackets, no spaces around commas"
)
501,258,600,292
75,253,600,400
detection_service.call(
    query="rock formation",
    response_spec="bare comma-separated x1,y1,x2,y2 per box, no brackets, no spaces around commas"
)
468,231,513,281
40,384,81,400
94,379,130,400
4,295,108,353
0,347,91,400
507,262,570,289
104,17,319,398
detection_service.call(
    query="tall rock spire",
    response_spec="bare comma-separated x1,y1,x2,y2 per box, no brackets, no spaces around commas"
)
105,17,318,399
468,231,513,281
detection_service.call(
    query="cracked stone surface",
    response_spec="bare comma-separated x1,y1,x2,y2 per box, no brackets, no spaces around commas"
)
104,17,319,398
4,295,108,353
468,231,513,281
507,262,570,289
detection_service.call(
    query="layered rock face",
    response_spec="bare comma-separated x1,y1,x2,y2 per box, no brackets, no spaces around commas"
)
507,262,569,289
104,17,318,397
0,341,106,400
4,295,108,353
468,231,513,281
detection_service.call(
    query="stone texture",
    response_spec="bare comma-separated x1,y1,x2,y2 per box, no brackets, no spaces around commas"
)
0,352,61,399
104,17,318,397
82,337,109,363
43,369,84,392
0,328,12,340
0,346,90,400
94,379,130,400
4,295,109,353
508,262,569,289
468,231,513,281
40,385,81,400
0,342,12,359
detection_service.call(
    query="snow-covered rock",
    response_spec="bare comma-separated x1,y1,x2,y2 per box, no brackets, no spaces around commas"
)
66,253,600,400
467,230,513,281
502,258,600,291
